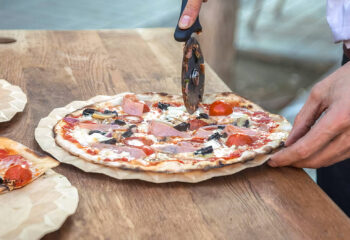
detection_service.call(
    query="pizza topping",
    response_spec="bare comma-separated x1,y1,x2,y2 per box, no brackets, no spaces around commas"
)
196,113,209,119
123,137,153,147
149,121,190,138
92,111,117,119
226,134,253,147
157,102,170,110
113,119,126,126
153,141,200,154
224,125,258,139
100,138,117,145
174,122,190,131
207,132,222,141
83,108,96,116
88,130,106,135
189,119,208,131
92,144,147,159
79,122,127,131
118,115,143,124
63,117,80,124
143,104,150,113
121,125,136,138
122,95,145,116
209,100,233,116
194,146,213,155
4,165,32,188
193,128,214,138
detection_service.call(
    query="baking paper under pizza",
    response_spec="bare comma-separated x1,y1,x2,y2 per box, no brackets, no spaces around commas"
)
36,92,291,183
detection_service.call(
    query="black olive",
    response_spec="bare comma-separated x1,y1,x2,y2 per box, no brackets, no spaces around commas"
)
129,125,137,129
207,132,221,141
88,130,105,135
83,108,96,116
243,119,250,128
174,122,190,131
194,146,213,155
221,132,228,138
157,102,170,110
100,138,117,144
0,177,3,184
196,113,209,119
113,119,126,126
104,110,118,116
122,130,133,138
218,125,225,129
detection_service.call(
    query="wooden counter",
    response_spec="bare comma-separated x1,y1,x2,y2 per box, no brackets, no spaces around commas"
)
0,29,349,240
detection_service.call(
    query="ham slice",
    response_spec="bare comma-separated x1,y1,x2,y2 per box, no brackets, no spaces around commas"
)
78,123,127,131
153,141,200,154
193,128,214,138
91,143,146,159
122,95,145,116
149,121,190,138
224,125,258,140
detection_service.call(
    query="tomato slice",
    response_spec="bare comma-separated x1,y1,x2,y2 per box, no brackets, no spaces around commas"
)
226,134,253,147
4,165,32,187
189,119,208,131
0,149,9,159
141,146,155,156
209,100,233,116
143,104,150,113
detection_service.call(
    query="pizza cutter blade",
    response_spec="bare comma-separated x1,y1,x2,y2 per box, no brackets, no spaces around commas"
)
174,0,205,114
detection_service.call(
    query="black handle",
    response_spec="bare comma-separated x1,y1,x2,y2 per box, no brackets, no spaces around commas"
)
174,0,202,42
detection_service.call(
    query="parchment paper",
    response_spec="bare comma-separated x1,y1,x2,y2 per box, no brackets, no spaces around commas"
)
0,79,27,123
0,169,79,240
35,94,272,183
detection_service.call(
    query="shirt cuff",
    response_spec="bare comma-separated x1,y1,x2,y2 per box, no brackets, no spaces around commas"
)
345,40,350,49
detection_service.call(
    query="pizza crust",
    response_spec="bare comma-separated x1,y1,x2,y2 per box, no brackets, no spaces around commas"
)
35,92,291,183
0,79,27,123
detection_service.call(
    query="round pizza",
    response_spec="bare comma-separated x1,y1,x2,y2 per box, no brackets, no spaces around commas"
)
53,92,291,174
0,137,59,193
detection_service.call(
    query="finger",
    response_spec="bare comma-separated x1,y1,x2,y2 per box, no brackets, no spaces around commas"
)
269,106,349,167
179,0,203,29
285,90,324,147
291,128,350,168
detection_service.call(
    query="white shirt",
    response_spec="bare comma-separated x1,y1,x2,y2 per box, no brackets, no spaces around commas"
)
327,0,350,48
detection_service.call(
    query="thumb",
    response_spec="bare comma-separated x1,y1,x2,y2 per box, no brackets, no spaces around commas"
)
178,0,203,29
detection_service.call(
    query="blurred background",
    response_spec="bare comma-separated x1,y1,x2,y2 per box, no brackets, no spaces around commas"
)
0,0,344,180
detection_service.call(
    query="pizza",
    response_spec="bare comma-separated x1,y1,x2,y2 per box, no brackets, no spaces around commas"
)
53,92,291,174
0,138,59,193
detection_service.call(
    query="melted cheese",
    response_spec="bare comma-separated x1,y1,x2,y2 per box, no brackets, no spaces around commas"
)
70,127,111,146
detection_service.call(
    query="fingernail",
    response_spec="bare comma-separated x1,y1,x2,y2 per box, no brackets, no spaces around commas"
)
179,15,191,29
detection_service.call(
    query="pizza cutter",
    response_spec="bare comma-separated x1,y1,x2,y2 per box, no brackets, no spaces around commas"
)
174,0,205,114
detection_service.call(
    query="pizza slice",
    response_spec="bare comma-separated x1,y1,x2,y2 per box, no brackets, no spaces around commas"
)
0,137,59,193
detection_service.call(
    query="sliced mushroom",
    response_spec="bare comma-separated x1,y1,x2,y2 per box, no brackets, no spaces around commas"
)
92,111,117,120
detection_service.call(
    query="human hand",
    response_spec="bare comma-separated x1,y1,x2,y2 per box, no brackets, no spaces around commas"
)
269,62,350,168
178,0,207,29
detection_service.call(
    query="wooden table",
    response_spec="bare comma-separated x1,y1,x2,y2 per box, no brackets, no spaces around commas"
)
0,29,349,240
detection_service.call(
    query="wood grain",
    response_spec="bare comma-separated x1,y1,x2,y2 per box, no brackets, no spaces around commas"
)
0,29,349,240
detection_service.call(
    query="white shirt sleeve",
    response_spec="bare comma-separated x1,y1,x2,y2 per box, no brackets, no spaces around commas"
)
327,0,350,47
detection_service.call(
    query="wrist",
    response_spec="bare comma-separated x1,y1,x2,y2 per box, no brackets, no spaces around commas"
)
343,43,350,59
